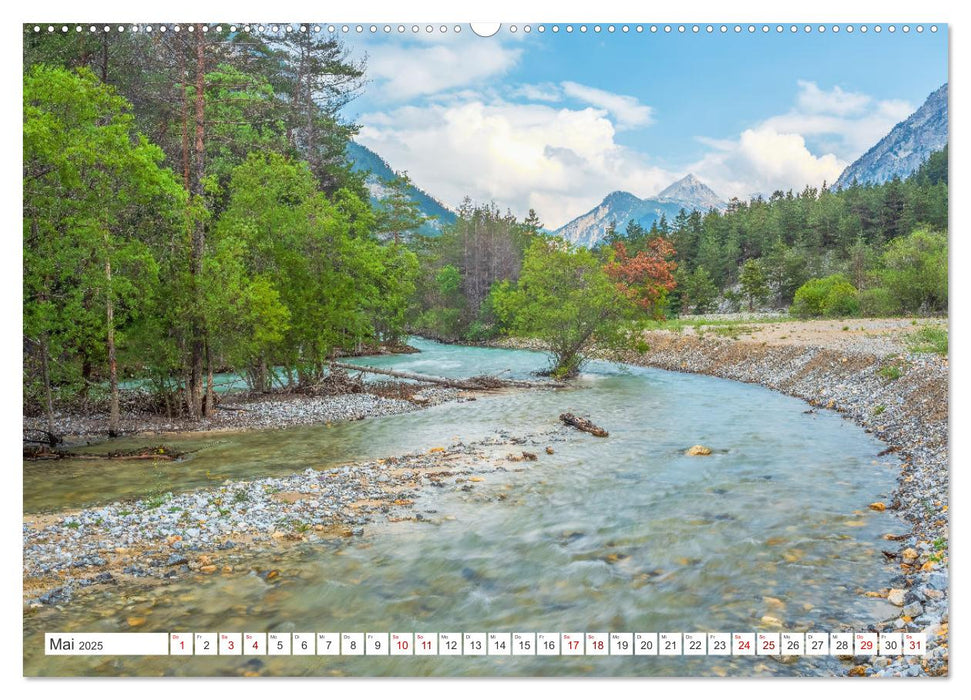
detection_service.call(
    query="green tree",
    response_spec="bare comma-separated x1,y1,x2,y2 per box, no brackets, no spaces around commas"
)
880,228,948,313
738,259,770,311
675,266,719,315
24,65,185,435
791,275,860,318
491,239,634,378
374,172,427,243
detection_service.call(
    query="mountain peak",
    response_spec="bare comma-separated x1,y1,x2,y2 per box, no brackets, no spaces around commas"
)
656,174,723,210
602,190,640,203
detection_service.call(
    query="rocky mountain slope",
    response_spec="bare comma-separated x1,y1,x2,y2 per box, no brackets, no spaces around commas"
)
555,174,724,248
835,84,948,189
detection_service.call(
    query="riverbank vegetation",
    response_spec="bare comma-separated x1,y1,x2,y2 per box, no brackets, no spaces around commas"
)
407,152,947,374
24,29,423,435
23,27,949,423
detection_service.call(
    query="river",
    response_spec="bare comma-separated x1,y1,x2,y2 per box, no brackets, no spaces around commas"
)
23,338,903,676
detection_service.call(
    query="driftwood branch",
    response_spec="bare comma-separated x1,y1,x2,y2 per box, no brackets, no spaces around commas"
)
329,361,562,390
560,413,609,437
23,427,61,447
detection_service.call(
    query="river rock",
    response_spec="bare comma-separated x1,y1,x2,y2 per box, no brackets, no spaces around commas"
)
888,589,906,606
903,602,924,618
901,548,919,565
686,445,712,456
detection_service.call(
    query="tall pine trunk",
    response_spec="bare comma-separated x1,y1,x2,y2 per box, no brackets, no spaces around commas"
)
106,253,120,437
39,332,56,442
187,24,207,419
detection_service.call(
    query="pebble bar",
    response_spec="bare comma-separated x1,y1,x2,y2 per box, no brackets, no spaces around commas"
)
44,632,926,657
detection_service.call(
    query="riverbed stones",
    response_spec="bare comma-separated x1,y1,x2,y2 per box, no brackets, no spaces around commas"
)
686,445,712,456
496,323,950,677
888,588,906,606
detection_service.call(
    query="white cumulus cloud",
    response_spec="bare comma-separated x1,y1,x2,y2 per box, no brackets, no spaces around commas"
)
690,127,846,200
691,81,916,198
357,99,673,228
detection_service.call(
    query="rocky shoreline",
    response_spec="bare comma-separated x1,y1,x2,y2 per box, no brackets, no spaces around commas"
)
23,430,561,610
22,327,948,676
493,329,949,677
24,386,467,443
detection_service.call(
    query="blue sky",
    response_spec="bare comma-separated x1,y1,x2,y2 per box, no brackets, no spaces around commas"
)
340,24,947,228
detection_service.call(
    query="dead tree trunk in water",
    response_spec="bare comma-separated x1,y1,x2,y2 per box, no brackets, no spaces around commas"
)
329,361,561,390
559,413,609,437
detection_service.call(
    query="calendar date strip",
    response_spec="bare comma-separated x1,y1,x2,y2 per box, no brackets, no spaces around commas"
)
45,631,926,657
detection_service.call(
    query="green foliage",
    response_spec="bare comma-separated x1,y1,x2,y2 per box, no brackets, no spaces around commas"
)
878,363,904,381
738,259,770,311
494,239,635,377
410,202,532,341
23,45,417,418
858,287,898,317
215,153,415,385
661,152,947,312
906,326,948,356
879,228,948,314
674,265,719,315
791,275,860,318
374,172,428,243
23,65,186,413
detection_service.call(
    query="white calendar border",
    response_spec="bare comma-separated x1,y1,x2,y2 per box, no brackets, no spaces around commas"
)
7,1,964,700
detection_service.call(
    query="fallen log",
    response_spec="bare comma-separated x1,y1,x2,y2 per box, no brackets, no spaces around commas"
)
329,361,562,390
559,413,609,437
23,445,190,461
23,427,61,447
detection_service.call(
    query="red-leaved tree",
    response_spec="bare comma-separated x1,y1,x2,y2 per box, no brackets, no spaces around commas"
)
604,239,677,319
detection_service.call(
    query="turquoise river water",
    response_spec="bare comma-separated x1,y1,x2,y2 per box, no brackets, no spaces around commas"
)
23,339,902,676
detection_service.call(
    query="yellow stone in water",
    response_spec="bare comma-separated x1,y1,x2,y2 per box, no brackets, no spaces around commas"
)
126,616,146,628
469,477,484,482
760,615,783,627
429,447,445,453
869,502,887,511
200,565,217,574
763,596,785,609
685,445,712,456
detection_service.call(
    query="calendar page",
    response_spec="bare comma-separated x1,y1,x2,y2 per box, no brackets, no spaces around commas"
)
22,17,949,679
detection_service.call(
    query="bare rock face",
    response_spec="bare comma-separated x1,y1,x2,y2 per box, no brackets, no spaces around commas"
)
834,83,948,189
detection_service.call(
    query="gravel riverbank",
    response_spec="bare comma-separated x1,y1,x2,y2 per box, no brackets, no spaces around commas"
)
23,429,562,609
493,322,949,677
24,387,467,442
